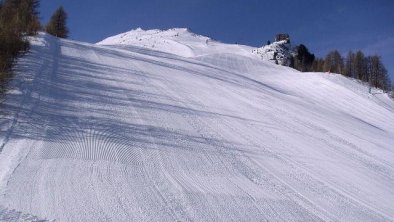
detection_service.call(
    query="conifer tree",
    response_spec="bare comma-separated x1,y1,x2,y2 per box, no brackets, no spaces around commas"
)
344,51,355,77
391,82,394,97
294,44,315,72
0,0,33,69
45,6,69,38
0,0,38,90
353,51,366,81
310,58,325,72
17,0,41,34
0,0,40,35
369,56,390,90
324,50,343,73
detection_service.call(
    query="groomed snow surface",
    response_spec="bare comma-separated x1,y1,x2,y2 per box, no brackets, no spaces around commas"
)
0,29,394,221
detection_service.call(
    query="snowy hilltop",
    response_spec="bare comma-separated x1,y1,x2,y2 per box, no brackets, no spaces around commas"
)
98,28,301,69
97,27,256,58
0,31,393,221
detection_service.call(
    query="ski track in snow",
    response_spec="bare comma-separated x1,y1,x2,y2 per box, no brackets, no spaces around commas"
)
0,32,393,221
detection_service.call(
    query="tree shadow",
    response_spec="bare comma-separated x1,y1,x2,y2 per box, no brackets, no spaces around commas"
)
1,36,262,162
0,205,51,222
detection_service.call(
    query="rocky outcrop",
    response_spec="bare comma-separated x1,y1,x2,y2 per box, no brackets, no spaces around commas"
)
253,38,295,66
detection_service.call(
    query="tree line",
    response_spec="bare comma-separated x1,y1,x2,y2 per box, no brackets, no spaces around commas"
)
292,45,392,92
0,0,40,90
0,0,68,95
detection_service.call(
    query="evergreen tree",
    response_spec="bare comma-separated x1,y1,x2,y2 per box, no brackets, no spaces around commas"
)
324,50,343,73
344,51,355,77
16,0,41,34
289,56,294,68
391,82,394,97
294,44,315,72
353,50,366,81
0,0,33,70
311,58,325,72
0,0,40,35
45,6,68,38
0,0,38,92
372,57,390,91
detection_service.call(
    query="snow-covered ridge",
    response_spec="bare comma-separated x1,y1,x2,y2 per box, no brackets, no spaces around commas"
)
97,27,256,58
97,28,295,67
98,27,209,45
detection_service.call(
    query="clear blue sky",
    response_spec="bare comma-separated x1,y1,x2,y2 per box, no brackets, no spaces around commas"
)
39,0,394,80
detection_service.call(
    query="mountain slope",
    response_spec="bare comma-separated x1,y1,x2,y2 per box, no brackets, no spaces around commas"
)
0,32,393,221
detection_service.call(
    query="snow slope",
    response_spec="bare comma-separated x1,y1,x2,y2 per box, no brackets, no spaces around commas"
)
0,31,393,221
